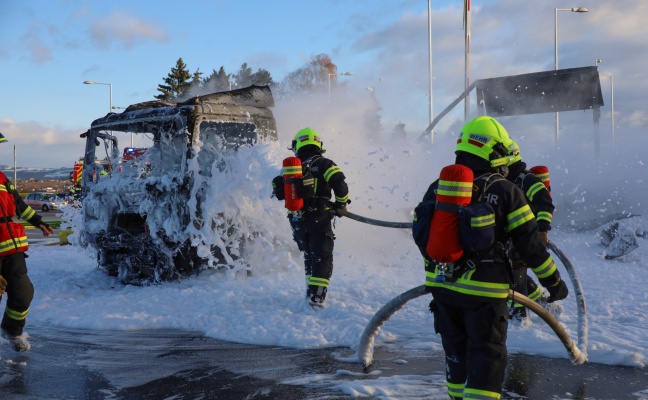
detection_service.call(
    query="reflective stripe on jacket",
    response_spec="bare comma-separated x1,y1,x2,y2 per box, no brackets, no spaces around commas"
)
421,172,559,302
0,171,42,256
510,161,554,232
299,150,349,209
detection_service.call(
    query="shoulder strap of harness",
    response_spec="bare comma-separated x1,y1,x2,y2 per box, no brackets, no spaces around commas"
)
513,171,531,188
301,155,321,173
473,173,504,201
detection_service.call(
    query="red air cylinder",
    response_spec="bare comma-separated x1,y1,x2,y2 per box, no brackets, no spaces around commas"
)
426,164,474,263
530,165,551,197
282,156,303,211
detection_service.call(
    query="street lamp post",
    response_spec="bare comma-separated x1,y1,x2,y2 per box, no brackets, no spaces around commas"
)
84,80,134,147
554,7,588,145
605,74,615,151
229,82,238,91
328,72,353,99
83,80,112,113
428,0,434,143
598,71,615,152
463,0,471,122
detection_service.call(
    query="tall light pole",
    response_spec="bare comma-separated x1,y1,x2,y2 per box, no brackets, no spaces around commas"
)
603,74,615,151
597,67,615,152
554,7,588,145
84,80,133,147
229,82,238,91
428,0,434,143
328,72,353,100
83,80,112,113
463,0,471,121
13,144,17,188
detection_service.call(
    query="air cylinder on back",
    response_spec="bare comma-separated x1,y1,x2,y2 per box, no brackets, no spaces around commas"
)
282,156,303,211
426,164,474,263
530,165,551,197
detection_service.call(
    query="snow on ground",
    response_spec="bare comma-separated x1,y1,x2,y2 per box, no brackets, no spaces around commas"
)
25,226,648,367
11,97,648,397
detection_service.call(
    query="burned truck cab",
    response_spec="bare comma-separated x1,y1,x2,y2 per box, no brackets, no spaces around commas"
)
79,85,277,284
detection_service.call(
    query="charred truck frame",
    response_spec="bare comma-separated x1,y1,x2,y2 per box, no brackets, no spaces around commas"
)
79,85,277,284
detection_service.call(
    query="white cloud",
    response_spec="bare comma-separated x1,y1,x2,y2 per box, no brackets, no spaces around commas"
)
20,25,54,64
0,119,85,168
625,111,648,129
89,10,169,50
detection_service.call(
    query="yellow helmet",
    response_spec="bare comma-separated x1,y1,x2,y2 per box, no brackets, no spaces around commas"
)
507,140,522,165
292,127,323,153
455,116,513,168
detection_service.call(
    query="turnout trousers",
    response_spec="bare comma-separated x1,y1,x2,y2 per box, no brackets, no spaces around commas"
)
289,211,335,295
0,252,34,337
430,294,509,399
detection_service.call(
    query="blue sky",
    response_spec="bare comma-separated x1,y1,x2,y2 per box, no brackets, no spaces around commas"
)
1,0,646,168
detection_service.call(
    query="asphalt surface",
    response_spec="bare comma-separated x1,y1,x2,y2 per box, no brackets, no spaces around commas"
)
24,210,65,246
1,326,348,400
1,325,647,400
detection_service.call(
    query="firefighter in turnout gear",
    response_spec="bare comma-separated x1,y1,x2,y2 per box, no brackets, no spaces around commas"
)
505,141,556,322
420,116,568,400
271,128,349,308
0,170,54,352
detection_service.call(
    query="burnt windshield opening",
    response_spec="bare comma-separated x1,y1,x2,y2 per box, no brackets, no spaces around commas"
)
113,212,147,234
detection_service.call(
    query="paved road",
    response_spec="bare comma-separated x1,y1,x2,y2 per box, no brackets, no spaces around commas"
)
1,325,647,400
24,210,65,246
1,326,354,400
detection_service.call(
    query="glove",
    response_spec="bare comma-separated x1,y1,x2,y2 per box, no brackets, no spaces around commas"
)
538,231,548,247
546,277,568,303
0,274,7,293
271,176,284,200
332,202,347,215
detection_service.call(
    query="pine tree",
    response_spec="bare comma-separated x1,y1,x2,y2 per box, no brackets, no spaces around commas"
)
250,68,274,86
203,66,232,93
233,63,254,88
190,68,203,91
155,58,192,100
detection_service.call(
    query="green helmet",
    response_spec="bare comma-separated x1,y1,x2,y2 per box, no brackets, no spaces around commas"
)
292,127,324,153
455,116,513,168
507,140,522,165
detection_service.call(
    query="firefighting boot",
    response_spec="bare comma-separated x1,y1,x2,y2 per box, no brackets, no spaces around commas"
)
1,329,31,352
307,286,327,309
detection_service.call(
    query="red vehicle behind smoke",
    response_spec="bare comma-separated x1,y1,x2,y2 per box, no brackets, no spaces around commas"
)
122,147,147,161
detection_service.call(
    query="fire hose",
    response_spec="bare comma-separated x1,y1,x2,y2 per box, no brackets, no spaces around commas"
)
332,208,588,366
333,208,412,229
356,286,586,367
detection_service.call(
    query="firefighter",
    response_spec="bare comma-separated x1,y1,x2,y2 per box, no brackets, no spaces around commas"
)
271,128,349,308
421,116,568,399
505,141,556,321
71,164,83,199
0,170,54,351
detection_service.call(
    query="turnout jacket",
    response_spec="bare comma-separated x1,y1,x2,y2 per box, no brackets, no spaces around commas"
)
297,149,349,212
0,171,47,256
508,161,554,232
422,170,562,303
